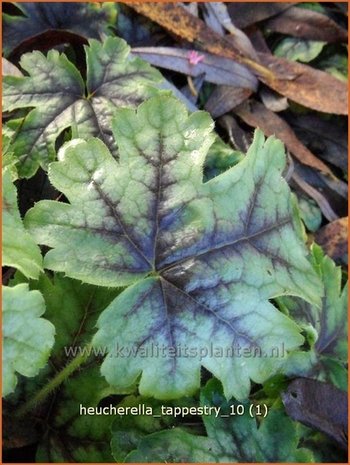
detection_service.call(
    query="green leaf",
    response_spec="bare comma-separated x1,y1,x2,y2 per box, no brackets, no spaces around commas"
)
274,38,325,63
319,358,347,392
204,136,244,181
318,52,348,82
2,126,19,181
20,273,121,364
279,244,348,388
3,37,162,178
126,428,219,463
26,95,321,400
3,2,116,57
2,283,55,397
35,365,118,462
123,379,314,462
111,394,195,461
7,273,124,460
297,195,322,233
2,169,42,279
311,245,347,361
297,2,326,13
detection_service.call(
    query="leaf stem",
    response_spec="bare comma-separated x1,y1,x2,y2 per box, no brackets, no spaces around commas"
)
16,343,92,417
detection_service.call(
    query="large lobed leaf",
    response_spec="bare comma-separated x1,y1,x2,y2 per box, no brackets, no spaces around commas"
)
2,283,55,397
3,37,162,178
26,95,321,400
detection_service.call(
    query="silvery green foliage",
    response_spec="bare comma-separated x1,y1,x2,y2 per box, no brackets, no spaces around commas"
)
3,169,42,279
3,284,55,396
280,244,348,390
3,37,162,178
113,379,314,462
26,95,321,400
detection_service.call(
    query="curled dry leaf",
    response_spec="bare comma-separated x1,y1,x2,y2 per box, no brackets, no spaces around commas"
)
202,3,225,35
265,6,348,43
257,53,348,115
181,2,199,18
7,30,88,61
234,100,335,177
3,2,115,57
248,27,272,54
233,100,344,221
293,160,347,203
203,2,258,61
286,114,348,174
315,217,348,264
129,2,253,67
204,86,252,118
218,114,251,152
226,2,293,29
260,87,289,112
132,46,258,89
292,162,347,220
282,378,348,450
291,173,339,223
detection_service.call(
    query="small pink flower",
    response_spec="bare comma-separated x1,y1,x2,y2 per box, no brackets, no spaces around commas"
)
187,50,205,66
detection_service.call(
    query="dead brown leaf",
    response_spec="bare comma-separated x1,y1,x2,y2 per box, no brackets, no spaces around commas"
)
315,217,348,263
234,100,335,176
128,2,348,115
286,114,348,174
260,87,289,112
265,6,348,43
218,114,252,152
283,378,348,451
258,53,348,115
292,172,339,222
132,46,258,88
226,2,293,29
204,86,252,118
204,3,258,60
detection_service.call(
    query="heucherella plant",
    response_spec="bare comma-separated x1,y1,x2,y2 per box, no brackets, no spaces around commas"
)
2,37,162,178
25,94,321,400
2,8,347,460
